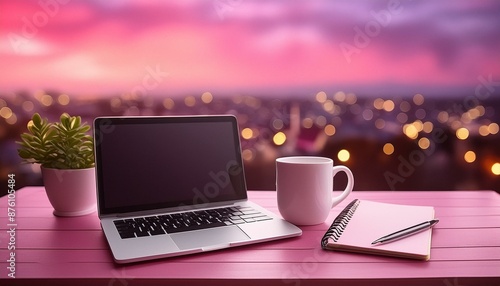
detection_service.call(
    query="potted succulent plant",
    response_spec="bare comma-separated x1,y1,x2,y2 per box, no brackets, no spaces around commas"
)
17,113,96,216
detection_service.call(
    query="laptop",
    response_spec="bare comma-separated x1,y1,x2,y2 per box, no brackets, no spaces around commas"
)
93,115,302,263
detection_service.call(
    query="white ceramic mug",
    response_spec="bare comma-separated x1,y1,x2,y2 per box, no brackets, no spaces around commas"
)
276,156,354,225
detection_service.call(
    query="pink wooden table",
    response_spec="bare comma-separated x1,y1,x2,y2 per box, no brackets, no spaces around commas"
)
1,187,499,285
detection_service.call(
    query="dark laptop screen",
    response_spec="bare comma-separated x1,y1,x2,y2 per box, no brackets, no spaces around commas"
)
94,116,247,215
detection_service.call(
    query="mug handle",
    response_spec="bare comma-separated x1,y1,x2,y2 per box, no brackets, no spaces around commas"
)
331,165,354,208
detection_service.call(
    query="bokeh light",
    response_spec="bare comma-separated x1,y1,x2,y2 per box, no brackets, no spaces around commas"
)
58,94,70,105
316,91,327,103
383,143,395,155
338,149,350,162
403,124,419,139
456,128,469,140
241,128,254,140
201,92,213,104
273,132,286,146
383,100,395,112
464,151,476,163
163,98,175,109
418,138,430,150
489,123,499,135
413,94,424,105
324,124,336,136
184,96,196,107
0,107,13,119
492,163,500,176
373,98,384,110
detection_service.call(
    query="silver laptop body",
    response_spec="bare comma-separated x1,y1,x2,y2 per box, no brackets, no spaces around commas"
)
93,115,302,263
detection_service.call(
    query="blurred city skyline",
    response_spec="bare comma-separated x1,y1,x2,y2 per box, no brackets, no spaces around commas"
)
1,0,500,97
1,0,500,194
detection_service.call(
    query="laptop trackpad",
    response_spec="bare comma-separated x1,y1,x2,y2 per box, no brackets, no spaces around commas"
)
171,226,250,250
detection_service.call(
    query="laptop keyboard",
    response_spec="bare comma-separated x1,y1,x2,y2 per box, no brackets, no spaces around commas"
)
113,206,273,239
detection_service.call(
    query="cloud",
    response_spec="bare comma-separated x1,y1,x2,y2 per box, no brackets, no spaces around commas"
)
1,0,499,95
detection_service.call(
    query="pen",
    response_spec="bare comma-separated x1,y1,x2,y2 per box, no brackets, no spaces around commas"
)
371,219,439,245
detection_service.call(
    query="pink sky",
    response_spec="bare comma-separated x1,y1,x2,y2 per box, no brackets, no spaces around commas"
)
1,0,499,97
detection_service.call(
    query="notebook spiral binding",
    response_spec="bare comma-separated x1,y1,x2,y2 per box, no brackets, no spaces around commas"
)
321,199,361,248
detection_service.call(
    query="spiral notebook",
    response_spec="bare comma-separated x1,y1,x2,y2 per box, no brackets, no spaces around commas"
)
321,199,436,260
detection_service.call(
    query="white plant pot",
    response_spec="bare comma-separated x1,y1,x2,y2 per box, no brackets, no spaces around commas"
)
41,167,97,216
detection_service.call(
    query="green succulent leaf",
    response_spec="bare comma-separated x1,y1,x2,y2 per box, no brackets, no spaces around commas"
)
16,113,95,169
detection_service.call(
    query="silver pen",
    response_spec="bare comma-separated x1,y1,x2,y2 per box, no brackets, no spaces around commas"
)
372,219,439,245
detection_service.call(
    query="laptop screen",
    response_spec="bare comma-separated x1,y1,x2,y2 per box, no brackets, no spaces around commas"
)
94,115,247,215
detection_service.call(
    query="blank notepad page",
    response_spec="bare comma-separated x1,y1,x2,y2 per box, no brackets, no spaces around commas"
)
322,200,435,260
